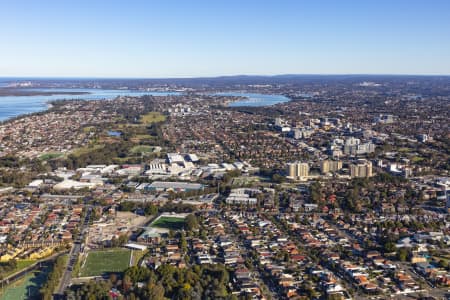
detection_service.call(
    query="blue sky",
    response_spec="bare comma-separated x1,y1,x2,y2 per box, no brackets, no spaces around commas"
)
1,0,449,77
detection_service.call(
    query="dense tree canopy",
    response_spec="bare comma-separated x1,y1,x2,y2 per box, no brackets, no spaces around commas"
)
68,263,232,300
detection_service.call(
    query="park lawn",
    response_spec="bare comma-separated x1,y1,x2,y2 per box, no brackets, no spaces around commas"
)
112,157,133,163
231,176,260,186
39,152,64,161
150,216,186,230
140,112,166,125
397,147,411,153
71,144,105,157
130,135,154,143
131,249,148,266
0,260,36,279
14,260,36,272
80,249,131,277
116,123,143,129
82,126,96,133
411,156,425,163
130,145,154,154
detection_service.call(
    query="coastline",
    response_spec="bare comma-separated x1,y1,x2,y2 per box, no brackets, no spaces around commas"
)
0,89,90,97
0,89,290,123
0,98,75,125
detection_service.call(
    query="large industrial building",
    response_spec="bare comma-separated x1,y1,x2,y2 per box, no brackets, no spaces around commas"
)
145,181,204,192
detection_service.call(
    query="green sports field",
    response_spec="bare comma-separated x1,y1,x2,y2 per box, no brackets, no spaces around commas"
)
80,249,131,277
150,216,185,230
140,112,166,125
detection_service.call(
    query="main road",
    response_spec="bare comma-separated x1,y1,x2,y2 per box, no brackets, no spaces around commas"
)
54,206,92,298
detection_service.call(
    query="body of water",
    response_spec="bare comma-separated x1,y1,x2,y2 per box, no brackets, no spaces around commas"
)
0,88,181,121
214,92,290,107
107,130,122,137
0,85,291,121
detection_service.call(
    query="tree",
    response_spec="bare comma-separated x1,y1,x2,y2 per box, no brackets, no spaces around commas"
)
185,214,198,231
397,248,409,261
383,241,396,253
144,203,158,215
122,274,132,292
71,262,231,299
179,232,187,254
310,181,322,204
125,266,151,283
272,173,285,183
327,293,345,300
109,273,117,284
438,259,448,269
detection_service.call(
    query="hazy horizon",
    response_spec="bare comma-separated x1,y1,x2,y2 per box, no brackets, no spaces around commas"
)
1,73,450,81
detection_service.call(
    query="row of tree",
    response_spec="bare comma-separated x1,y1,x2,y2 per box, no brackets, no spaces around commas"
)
0,259,17,278
40,255,67,300
68,263,232,300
